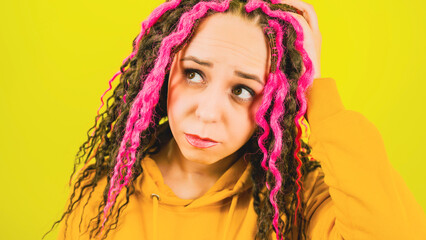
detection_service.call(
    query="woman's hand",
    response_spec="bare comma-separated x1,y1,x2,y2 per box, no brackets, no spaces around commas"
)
278,0,322,79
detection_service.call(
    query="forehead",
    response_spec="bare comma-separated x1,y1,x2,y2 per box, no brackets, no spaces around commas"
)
179,13,271,79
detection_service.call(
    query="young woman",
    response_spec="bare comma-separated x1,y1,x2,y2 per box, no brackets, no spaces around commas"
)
48,0,426,239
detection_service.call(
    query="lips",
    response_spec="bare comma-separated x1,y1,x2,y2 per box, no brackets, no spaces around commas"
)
184,133,219,148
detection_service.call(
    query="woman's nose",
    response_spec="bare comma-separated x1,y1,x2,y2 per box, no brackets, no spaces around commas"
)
195,86,224,123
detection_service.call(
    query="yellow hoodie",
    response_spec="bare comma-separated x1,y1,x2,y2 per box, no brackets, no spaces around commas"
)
57,78,426,240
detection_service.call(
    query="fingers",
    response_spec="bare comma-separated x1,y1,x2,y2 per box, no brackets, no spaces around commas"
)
280,0,321,37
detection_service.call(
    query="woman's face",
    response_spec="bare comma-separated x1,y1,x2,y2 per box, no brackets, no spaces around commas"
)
167,13,270,165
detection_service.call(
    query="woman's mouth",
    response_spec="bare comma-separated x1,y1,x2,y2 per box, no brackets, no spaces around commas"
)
184,133,219,148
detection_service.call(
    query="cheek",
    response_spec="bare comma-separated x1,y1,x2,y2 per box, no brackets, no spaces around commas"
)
228,102,260,144
167,79,191,125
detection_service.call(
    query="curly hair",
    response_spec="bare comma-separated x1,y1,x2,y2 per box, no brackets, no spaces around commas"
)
45,0,322,239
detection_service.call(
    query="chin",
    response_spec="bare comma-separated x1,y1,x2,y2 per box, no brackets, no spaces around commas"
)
180,147,220,165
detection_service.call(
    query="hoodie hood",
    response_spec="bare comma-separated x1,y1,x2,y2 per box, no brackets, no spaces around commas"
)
135,154,253,208
133,154,254,240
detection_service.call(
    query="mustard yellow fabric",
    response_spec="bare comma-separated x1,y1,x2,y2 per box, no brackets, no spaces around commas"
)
58,78,426,239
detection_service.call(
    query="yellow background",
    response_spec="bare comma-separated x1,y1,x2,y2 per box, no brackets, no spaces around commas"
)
0,0,425,239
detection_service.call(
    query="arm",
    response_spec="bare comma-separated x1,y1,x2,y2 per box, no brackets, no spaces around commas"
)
303,77,426,239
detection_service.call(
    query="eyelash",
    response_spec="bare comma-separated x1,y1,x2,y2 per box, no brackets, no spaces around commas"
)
183,68,256,102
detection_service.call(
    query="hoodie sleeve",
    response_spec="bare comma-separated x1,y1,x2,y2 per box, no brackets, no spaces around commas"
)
302,78,426,240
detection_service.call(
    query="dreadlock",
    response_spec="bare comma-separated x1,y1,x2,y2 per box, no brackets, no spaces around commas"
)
44,0,321,239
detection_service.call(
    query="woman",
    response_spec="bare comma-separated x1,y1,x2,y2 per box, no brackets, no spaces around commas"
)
48,0,426,239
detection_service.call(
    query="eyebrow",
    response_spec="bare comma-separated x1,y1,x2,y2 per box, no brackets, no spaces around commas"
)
180,56,264,85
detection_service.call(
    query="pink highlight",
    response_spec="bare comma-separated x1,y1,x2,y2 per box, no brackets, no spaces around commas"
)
245,0,314,91
96,71,121,116
255,25,279,173
93,0,182,149
255,70,277,171
96,1,316,238
125,0,182,65
247,0,315,235
292,124,304,226
100,0,233,233
266,19,289,240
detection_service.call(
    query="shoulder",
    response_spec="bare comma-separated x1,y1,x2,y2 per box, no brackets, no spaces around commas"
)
301,166,330,219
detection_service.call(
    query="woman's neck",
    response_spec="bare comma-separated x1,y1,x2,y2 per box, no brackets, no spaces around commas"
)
151,137,240,199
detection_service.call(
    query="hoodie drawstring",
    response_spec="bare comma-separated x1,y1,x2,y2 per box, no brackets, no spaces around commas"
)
221,194,239,240
150,193,239,240
151,193,160,240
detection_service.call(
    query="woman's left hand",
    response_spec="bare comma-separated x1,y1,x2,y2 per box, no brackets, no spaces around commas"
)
278,0,322,79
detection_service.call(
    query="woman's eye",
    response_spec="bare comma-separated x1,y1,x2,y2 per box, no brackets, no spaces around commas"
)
184,69,204,84
232,85,255,102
